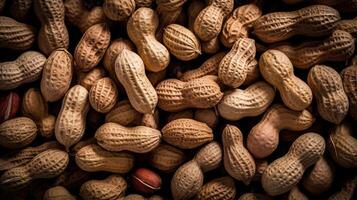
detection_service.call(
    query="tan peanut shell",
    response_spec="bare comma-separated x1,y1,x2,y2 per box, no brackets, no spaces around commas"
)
34,0,69,55
55,85,89,150
75,23,111,72
150,144,185,172
162,118,213,149
243,59,260,86
0,51,46,90
163,24,201,61
155,7,183,41
105,100,142,126
95,122,161,153
273,30,355,69
124,194,145,200
262,133,325,196
193,0,234,41
0,117,37,149
218,81,275,120
336,18,357,38
247,104,315,158
77,67,106,90
43,186,76,200
41,48,73,102
89,77,118,113
222,125,256,185
202,37,221,54
308,65,349,124
75,144,134,173
80,175,127,200
239,193,272,200
218,38,256,88
0,16,36,50
221,3,262,47
103,0,136,21
127,7,170,72
147,69,167,87
328,176,357,200
167,110,194,122
254,5,340,43
156,77,223,112
115,49,158,114
187,0,205,31
156,0,187,12
194,141,222,173
0,141,61,171
259,50,312,111
328,122,357,168
340,64,357,121
0,149,69,190
196,176,236,200
194,108,219,129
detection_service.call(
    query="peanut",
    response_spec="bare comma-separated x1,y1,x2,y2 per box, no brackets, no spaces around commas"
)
149,144,185,172
247,104,315,158
336,18,357,38
55,85,89,150
156,0,187,12
115,49,158,114
95,122,161,153
194,108,219,129
328,122,357,168
187,0,205,31
308,65,349,124
103,0,135,21
77,67,106,90
80,175,127,200
328,176,357,200
40,48,73,102
273,30,355,69
340,64,357,121
242,59,260,85
218,81,275,121
89,77,118,113
127,7,170,72
75,144,134,173
34,0,69,55
287,187,309,200
196,176,236,200
147,69,167,86
105,100,142,126
259,49,313,111
262,133,325,196
0,16,36,50
202,37,221,54
162,118,213,149
193,0,234,41
0,51,46,90
156,77,223,112
253,5,340,43
155,8,183,42
218,38,256,88
43,186,76,200
0,149,69,190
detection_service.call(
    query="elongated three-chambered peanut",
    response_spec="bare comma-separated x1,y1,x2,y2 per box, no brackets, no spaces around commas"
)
196,176,236,200
43,186,76,200
308,65,349,124
223,125,256,185
340,64,357,121
80,175,127,200
273,30,355,69
220,3,262,47
127,7,170,72
89,77,118,113
194,0,234,41
247,104,315,158
0,149,69,190
218,81,275,121
162,118,213,149
55,85,89,150
115,49,158,114
75,23,111,72
77,67,106,90
163,24,201,61
75,144,134,173
0,51,46,90
218,38,256,88
156,77,223,112
103,0,136,21
34,0,69,55
41,48,73,102
95,122,161,153
254,5,340,43
0,117,37,149
0,16,36,50
150,144,185,172
259,50,312,111
262,133,325,196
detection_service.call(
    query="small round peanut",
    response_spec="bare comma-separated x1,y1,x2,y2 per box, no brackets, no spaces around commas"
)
150,144,185,172
89,77,118,113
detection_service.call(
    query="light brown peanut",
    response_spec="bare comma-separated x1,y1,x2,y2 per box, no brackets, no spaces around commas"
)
43,186,76,200
75,144,134,173
105,100,142,126
202,37,221,54
155,8,183,42
194,108,219,129
259,49,312,111
253,5,340,43
55,85,89,150
156,0,187,12
149,144,185,172
340,64,357,121
247,104,315,158
95,122,161,153
115,49,158,114
127,7,170,72
0,51,46,90
218,81,275,121
0,149,69,190
262,133,325,196
336,18,357,38
89,77,118,113
196,176,236,200
103,0,135,21
223,125,256,185
0,16,36,50
40,48,73,102
77,67,106,90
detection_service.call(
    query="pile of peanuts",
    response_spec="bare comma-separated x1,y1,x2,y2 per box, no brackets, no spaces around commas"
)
0,0,356,199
